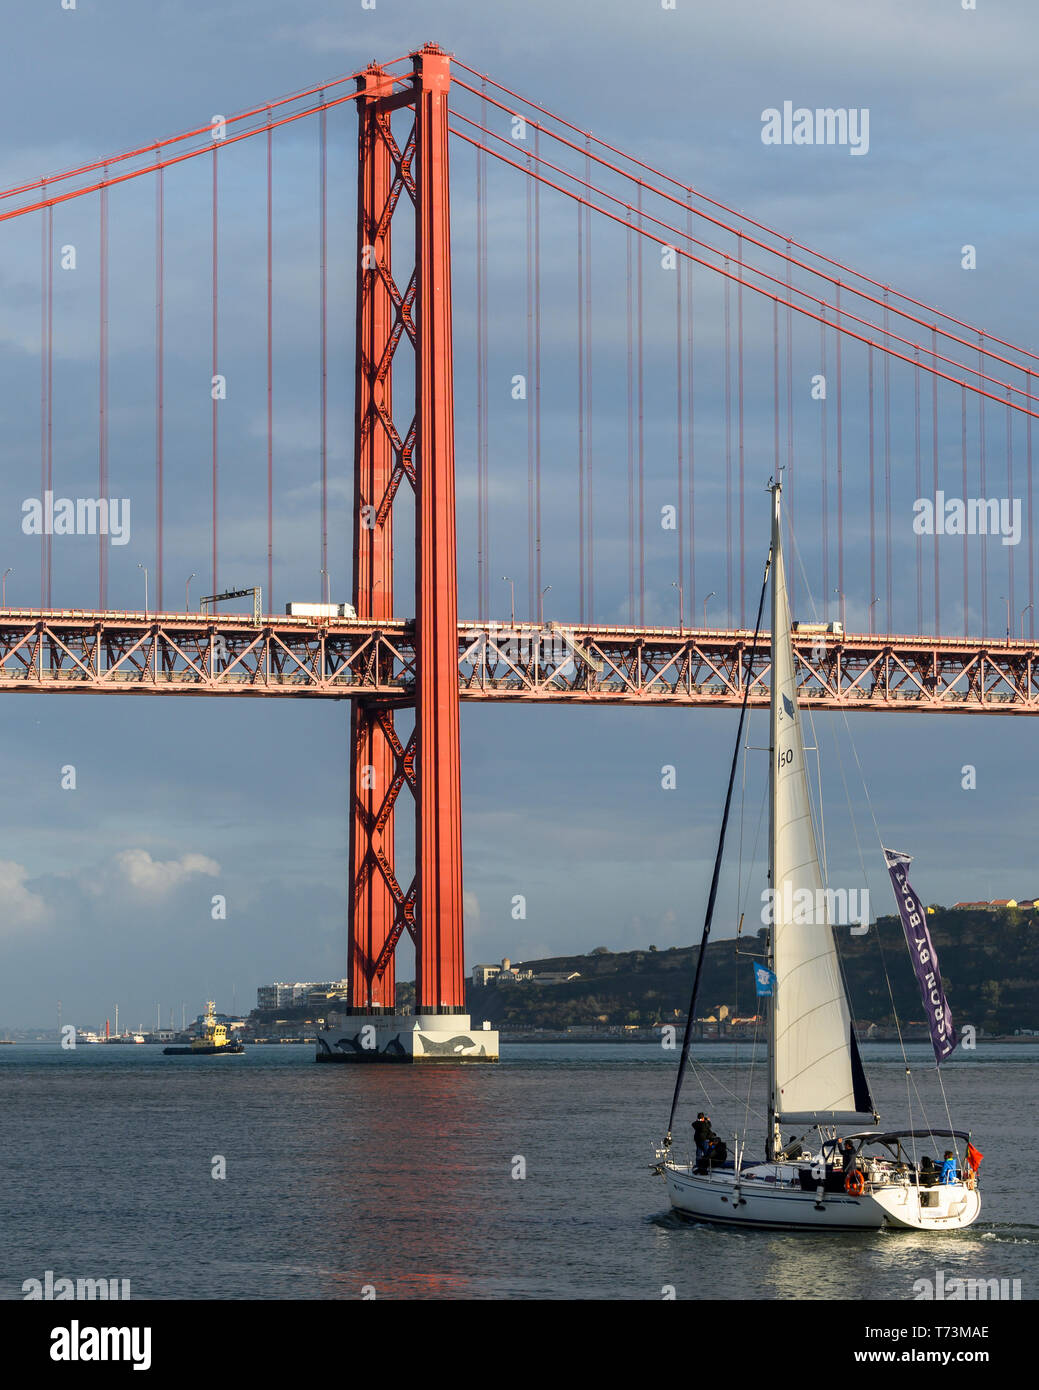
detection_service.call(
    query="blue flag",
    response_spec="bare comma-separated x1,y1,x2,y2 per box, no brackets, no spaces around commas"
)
753,962,776,997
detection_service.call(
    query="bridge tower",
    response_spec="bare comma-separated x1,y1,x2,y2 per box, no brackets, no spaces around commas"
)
319,44,497,1062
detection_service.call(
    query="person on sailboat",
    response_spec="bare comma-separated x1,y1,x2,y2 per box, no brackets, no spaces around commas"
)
841,1139,860,1175
692,1113,712,1163
940,1151,959,1184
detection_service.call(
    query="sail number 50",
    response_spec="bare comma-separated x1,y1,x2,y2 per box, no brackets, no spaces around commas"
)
777,748,793,768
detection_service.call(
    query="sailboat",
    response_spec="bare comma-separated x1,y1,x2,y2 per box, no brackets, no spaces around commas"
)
657,480,982,1231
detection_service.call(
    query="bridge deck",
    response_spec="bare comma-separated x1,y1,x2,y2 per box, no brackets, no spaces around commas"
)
0,611,1034,713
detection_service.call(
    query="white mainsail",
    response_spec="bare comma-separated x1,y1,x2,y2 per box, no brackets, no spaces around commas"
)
768,483,875,1131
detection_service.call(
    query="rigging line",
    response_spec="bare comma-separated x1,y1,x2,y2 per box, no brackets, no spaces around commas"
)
687,1054,769,1126
450,67,1039,372
450,129,1039,416
40,189,48,606
477,120,486,619
786,245,794,614
664,535,773,1144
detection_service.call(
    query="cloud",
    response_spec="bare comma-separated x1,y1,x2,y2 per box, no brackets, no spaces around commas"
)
0,860,52,932
111,849,221,897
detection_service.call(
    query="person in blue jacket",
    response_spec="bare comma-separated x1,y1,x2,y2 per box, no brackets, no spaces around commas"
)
940,1150,959,1184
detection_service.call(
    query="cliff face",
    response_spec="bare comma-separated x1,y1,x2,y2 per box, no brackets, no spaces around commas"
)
463,908,1039,1034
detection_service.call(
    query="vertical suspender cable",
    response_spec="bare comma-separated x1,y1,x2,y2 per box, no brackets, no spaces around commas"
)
626,220,635,622
820,307,828,619
1028,372,1034,639
676,229,684,624
476,96,488,620
884,293,892,631
534,127,542,620
585,138,594,624
99,170,108,609
724,261,732,621
1007,387,1014,628
156,165,165,611
737,234,745,625
266,111,274,611
320,101,328,603
786,243,794,614
525,167,534,620
868,345,875,629
46,201,53,606
835,282,843,622
211,147,219,596
914,348,922,632
636,183,645,625
978,335,987,635
577,196,585,624
962,387,968,635
40,191,48,606
686,206,694,625
932,327,940,634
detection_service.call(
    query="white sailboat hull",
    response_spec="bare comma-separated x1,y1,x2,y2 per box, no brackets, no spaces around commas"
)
664,1163,981,1232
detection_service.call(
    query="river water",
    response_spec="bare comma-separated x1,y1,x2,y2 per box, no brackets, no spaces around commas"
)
0,1042,1034,1300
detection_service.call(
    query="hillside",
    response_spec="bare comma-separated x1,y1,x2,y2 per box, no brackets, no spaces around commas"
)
463,906,1039,1034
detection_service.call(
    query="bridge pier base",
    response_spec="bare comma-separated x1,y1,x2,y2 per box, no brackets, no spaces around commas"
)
316,1012,499,1063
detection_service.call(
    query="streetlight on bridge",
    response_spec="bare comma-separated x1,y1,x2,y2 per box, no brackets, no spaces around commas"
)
2,568,11,607
703,591,716,628
833,588,846,630
502,575,515,627
672,580,684,631
137,563,149,617
1021,603,1033,639
1000,595,1010,644
185,572,196,612
869,596,880,634
539,584,552,627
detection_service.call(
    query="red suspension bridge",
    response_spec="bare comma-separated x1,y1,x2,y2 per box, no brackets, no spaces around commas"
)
2,43,1038,1023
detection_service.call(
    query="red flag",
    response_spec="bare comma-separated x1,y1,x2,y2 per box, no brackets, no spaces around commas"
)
966,1142,983,1173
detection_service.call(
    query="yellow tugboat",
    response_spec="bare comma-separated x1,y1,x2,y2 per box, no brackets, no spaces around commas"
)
163,1002,244,1056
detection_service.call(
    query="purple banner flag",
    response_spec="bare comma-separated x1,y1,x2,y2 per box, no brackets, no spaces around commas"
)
883,848,957,1064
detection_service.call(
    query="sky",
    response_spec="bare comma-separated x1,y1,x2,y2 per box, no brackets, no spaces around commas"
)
0,0,1037,1028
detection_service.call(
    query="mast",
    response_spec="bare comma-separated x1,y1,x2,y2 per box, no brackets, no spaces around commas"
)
767,481,780,1161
